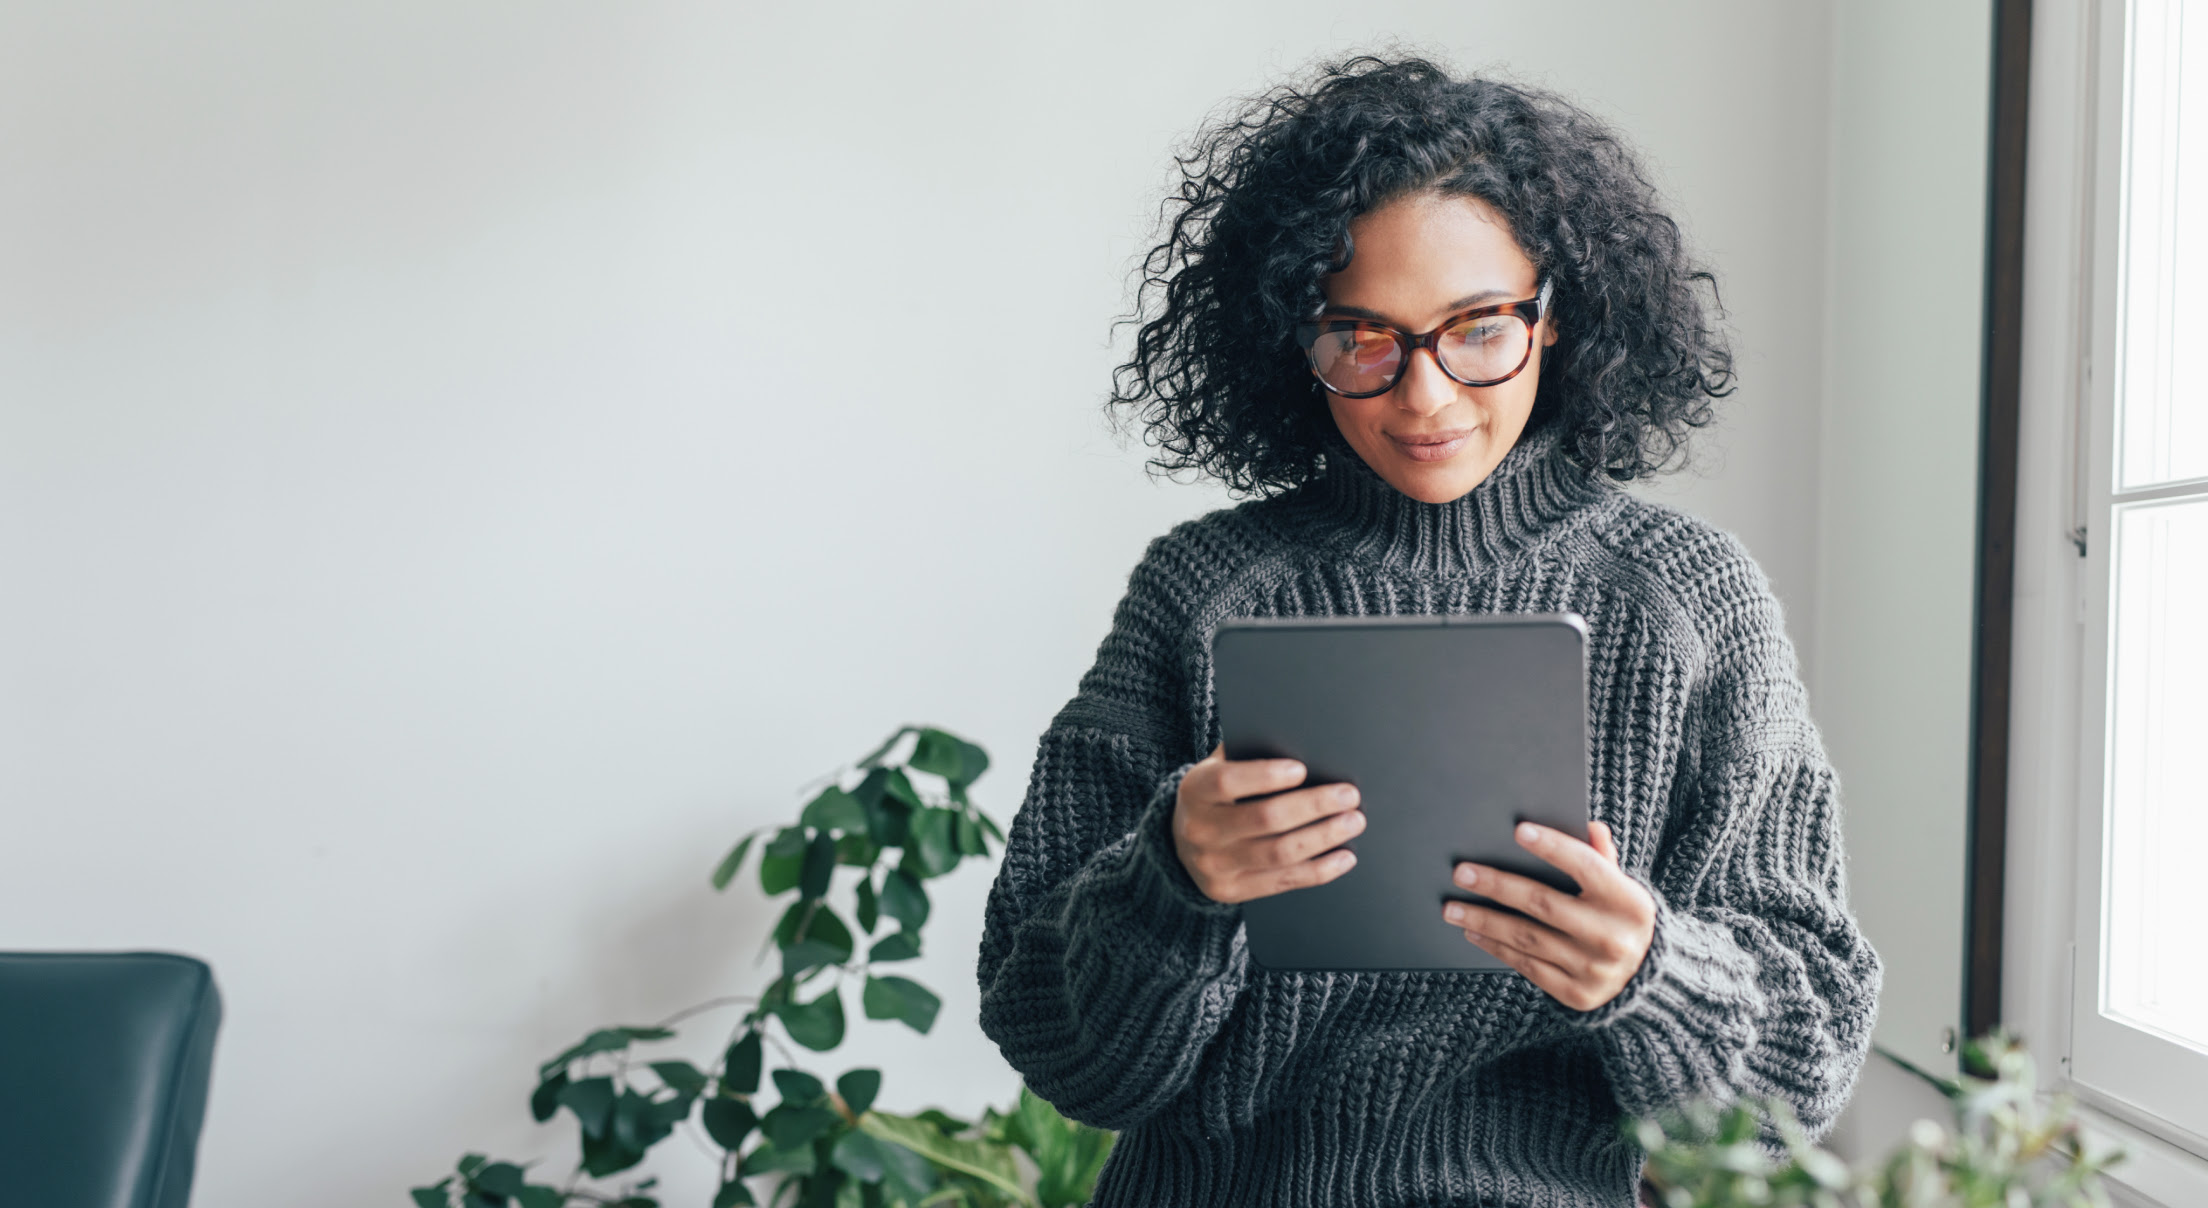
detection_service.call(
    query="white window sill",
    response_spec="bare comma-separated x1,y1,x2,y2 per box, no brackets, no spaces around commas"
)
2074,1099,2208,1208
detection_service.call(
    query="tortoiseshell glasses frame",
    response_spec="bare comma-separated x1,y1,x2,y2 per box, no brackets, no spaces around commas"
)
1295,278,1554,399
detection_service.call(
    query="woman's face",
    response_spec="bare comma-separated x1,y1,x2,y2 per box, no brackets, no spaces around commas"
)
1318,191,1556,504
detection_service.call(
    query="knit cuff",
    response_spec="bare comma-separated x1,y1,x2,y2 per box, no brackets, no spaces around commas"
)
1559,885,1765,1111
1106,762,1245,962
1562,882,1763,1026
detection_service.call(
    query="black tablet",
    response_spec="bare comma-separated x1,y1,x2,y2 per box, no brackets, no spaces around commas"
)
1211,613,1591,973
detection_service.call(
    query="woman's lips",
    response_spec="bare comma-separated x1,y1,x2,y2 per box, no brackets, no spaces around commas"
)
1388,429,1475,462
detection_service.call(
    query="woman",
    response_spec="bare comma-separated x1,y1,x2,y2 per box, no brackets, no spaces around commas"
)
976,56,1880,1208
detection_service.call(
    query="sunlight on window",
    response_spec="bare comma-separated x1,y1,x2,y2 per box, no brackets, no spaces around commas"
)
2105,501,2208,1051
2119,0,2208,488
2105,0,2208,1054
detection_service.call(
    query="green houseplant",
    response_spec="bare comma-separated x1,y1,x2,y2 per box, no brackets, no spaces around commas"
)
411,725,1113,1208
1634,1032,2122,1208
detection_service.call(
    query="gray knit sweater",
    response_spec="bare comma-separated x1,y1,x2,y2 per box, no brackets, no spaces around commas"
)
976,426,1881,1208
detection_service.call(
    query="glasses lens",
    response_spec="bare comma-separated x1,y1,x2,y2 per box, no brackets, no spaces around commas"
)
1307,328,1403,395
1437,314,1532,385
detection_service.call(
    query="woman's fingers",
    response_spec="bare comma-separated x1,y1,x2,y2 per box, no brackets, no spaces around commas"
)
1253,846,1358,898
1210,753,1310,803
1459,927,1580,1003
1588,819,1618,861
1443,901,1590,977
1268,801,1367,864
1445,819,1656,1008
1449,861,1601,937
1174,753,1363,904
1510,821,1649,915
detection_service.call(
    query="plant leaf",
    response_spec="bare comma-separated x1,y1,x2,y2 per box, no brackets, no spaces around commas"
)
954,812,987,857
579,1125,645,1178
713,1182,757,1208
776,902,856,977
910,809,960,878
514,1188,564,1208
859,775,912,849
762,1103,841,1149
913,1109,969,1135
530,1070,569,1122
723,1030,764,1094
611,1086,678,1154
774,1068,827,1103
830,1128,889,1182
472,1162,527,1197
713,831,761,891
1005,1086,1114,1208
880,769,926,810
910,729,989,787
740,1140,818,1177
835,833,878,867
833,1129,939,1199
880,870,929,931
537,1026,676,1080
651,1060,709,1098
855,875,880,934
410,1187,449,1208
801,830,837,899
862,975,941,1035
761,851,804,896
702,1097,759,1150
558,1076,618,1139
869,932,921,962
760,826,808,895
836,1068,882,1115
765,826,809,858
778,988,847,1051
803,787,871,834
859,1112,1024,1201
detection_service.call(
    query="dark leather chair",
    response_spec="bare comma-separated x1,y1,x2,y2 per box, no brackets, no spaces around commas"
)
0,952,222,1208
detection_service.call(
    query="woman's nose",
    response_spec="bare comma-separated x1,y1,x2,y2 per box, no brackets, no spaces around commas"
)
1391,347,1457,416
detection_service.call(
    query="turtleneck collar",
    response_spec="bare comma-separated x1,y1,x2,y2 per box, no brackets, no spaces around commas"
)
1277,421,1611,577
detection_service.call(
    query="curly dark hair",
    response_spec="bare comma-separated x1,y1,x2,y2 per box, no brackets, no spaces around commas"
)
1110,55,1736,494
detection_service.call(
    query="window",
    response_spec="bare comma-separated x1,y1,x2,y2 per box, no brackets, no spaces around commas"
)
2071,0,2208,1147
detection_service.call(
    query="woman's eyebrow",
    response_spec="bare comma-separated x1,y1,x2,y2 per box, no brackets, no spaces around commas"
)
1321,288,1520,323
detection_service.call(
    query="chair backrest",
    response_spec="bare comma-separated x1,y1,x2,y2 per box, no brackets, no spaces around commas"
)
0,952,223,1208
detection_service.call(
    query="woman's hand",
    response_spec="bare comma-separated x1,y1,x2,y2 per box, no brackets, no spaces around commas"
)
1443,821,1656,1011
1173,745,1364,905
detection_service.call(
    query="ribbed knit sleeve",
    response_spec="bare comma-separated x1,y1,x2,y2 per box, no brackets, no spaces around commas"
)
975,535,1252,1132
1568,531,1882,1138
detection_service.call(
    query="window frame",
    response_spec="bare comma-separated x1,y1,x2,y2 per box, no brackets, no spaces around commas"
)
2066,0,2208,1148
2008,0,2208,1200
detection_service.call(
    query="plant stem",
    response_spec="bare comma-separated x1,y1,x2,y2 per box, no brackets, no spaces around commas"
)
652,995,759,1031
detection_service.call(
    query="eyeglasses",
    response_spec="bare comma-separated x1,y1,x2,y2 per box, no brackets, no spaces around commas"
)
1296,279,1553,399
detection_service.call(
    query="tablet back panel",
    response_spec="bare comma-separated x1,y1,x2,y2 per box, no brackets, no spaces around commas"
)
1212,614,1589,973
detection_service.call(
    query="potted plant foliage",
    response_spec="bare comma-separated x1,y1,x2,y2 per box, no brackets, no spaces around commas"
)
412,726,1112,1208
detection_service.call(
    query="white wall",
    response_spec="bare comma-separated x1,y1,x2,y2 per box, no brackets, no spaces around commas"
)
1812,0,1992,1080
1,3,1925,1204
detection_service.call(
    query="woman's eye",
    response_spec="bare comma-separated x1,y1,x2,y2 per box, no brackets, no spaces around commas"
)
1348,333,1396,365
1448,319,1511,346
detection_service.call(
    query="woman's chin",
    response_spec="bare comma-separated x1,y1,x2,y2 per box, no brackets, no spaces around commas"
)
1382,448,1504,504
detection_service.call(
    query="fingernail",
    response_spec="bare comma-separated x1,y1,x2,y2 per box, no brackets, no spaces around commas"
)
1280,761,1306,778
1454,864,1478,888
1336,784,1359,805
1344,810,1366,834
1517,822,1540,843
1444,903,1465,924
